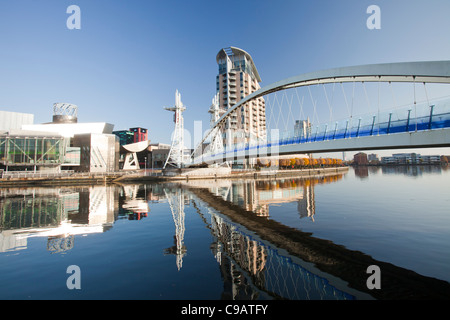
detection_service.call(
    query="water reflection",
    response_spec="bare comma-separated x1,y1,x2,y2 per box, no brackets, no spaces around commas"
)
354,164,449,178
163,186,188,271
0,172,357,300
0,173,343,255
0,186,115,253
164,172,357,300
1,168,449,300
0,185,159,253
194,201,355,300
184,174,343,222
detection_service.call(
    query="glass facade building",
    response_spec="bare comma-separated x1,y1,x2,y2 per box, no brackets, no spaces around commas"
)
1,104,120,174
113,130,135,146
113,128,148,146
0,134,65,169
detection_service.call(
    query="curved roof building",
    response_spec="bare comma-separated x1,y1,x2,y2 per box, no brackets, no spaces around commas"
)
215,47,266,145
216,46,261,82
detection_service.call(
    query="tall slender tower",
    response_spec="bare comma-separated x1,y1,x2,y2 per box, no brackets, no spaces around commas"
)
208,93,225,157
216,47,266,146
164,90,186,169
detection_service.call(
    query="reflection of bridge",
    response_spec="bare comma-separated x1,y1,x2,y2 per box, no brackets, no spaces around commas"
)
185,184,359,300
185,177,450,300
161,173,365,299
181,61,450,167
203,206,356,300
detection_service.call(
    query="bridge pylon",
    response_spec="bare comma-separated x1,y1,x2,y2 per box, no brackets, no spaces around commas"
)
164,90,187,169
207,93,228,167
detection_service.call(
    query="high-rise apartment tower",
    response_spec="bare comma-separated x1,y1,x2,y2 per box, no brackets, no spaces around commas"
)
216,47,266,146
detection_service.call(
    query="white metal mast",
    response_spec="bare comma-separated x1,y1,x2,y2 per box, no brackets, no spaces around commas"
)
164,90,186,169
208,93,225,158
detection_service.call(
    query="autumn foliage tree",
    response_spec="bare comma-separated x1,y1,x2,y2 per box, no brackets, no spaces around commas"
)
255,156,344,169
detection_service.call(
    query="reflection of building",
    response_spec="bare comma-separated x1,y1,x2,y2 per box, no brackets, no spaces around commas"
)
209,178,319,220
206,175,347,222
354,166,369,178
209,214,266,299
297,185,315,221
205,197,354,300
0,186,118,253
120,185,149,220
381,164,443,176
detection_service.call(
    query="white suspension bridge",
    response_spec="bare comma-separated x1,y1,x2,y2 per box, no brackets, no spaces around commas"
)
162,60,450,169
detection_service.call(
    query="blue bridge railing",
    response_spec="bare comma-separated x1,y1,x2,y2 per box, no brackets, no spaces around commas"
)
196,97,450,162
277,98,450,145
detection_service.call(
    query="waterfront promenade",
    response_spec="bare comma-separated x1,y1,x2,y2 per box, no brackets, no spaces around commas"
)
0,166,349,187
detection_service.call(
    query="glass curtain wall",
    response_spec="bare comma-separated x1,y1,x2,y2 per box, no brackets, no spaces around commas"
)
0,136,65,166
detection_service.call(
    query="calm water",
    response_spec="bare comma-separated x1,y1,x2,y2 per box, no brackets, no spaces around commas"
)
0,166,449,300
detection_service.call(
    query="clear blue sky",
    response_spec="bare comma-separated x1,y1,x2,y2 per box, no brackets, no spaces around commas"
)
1,0,450,155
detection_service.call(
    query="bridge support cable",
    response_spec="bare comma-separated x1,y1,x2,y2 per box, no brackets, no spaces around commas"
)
414,77,417,132
286,91,296,134
294,87,306,124
389,82,398,113
322,83,335,123
308,86,320,128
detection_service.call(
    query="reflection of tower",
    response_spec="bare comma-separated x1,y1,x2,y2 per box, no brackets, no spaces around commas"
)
208,212,266,300
163,188,187,271
297,184,315,221
164,90,186,169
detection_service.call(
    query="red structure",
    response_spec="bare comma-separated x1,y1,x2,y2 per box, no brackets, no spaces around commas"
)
130,127,148,143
